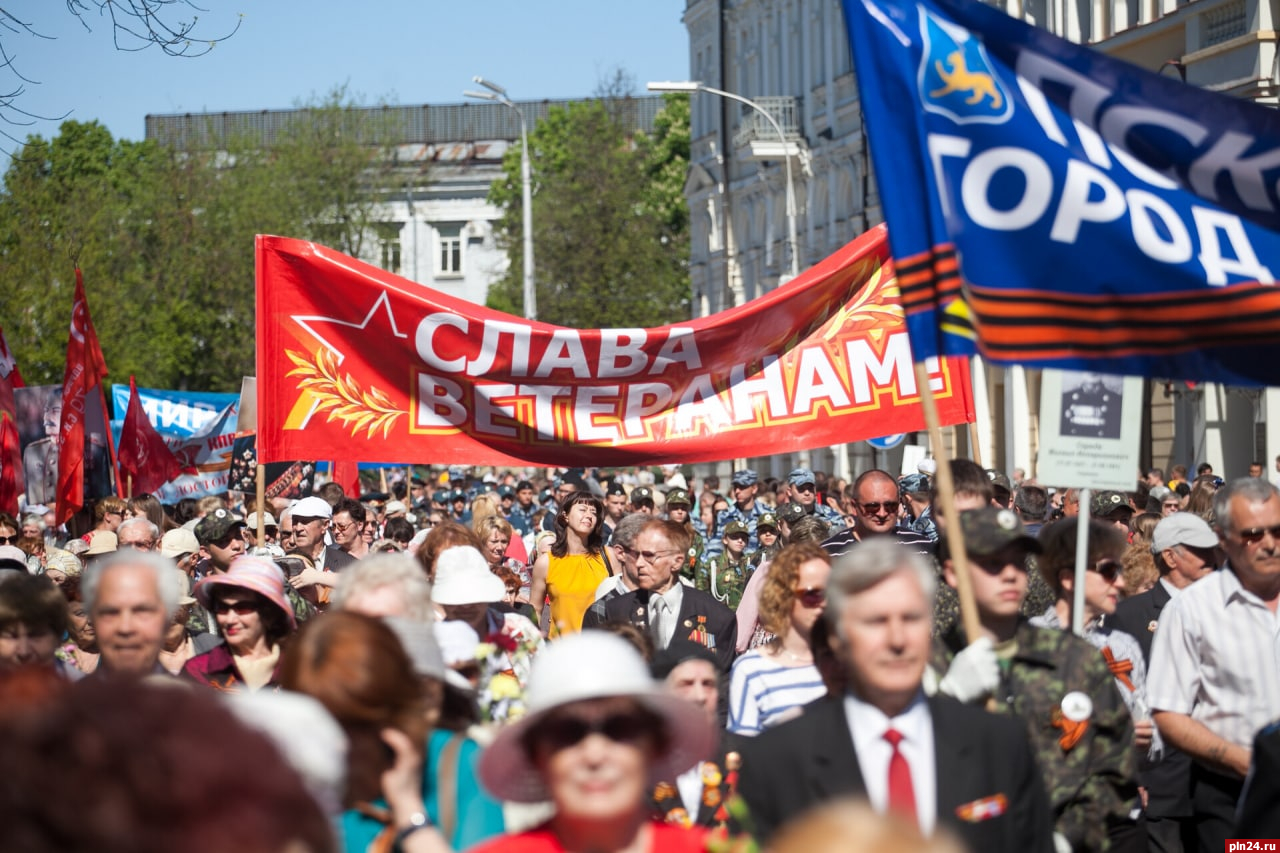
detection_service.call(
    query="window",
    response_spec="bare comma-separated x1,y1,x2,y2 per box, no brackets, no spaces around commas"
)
436,223,463,277
380,239,402,274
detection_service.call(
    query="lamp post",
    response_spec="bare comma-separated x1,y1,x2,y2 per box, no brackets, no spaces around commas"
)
648,80,800,281
465,77,537,320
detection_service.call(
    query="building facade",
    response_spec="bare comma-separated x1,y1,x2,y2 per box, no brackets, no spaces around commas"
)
679,0,1280,487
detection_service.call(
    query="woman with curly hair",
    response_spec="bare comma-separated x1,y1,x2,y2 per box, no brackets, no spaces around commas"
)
529,491,610,637
726,543,831,735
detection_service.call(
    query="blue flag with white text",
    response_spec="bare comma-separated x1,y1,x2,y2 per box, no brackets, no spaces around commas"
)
842,0,1280,385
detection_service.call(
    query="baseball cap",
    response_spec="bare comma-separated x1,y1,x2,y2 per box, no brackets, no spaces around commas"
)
1090,490,1133,518
194,508,247,546
605,481,627,497
160,528,201,560
731,469,759,487
757,512,779,531
85,530,119,556
787,467,816,487
778,502,806,525
899,473,930,495
665,488,692,508
1151,512,1219,553
631,486,655,504
497,485,515,499
246,511,278,530
383,500,408,516
722,520,749,538
946,507,1043,557
291,496,333,521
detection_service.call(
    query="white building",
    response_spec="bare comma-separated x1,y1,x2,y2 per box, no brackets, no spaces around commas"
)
678,0,1280,488
145,98,665,310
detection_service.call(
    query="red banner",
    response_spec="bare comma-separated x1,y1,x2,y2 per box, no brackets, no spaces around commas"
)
56,270,110,524
0,327,24,515
118,376,190,496
256,224,974,466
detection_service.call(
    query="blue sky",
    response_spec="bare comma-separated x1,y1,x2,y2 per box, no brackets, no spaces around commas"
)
2,1,690,145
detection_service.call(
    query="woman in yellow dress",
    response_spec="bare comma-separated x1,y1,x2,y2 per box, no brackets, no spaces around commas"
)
529,491,611,637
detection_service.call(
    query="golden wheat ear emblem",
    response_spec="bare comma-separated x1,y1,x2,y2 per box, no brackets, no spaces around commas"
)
285,348,405,439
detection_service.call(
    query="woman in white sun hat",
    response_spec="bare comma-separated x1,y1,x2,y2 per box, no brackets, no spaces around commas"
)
470,632,716,853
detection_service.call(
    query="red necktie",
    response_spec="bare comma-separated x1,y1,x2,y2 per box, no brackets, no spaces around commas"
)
884,728,917,823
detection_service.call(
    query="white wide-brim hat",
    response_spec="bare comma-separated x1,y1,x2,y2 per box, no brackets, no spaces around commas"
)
432,546,505,606
478,632,716,803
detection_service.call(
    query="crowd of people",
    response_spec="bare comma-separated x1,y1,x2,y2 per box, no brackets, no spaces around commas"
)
0,457,1277,852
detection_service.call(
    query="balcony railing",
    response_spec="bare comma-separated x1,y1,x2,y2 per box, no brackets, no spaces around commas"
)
731,96,803,149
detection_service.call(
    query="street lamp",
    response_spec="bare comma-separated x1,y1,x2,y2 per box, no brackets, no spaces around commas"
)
649,80,800,281
464,76,537,320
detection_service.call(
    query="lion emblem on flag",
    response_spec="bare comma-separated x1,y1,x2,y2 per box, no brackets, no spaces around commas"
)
918,8,1012,125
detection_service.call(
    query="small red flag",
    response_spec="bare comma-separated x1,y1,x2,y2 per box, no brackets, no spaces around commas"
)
0,326,25,516
332,460,360,497
118,376,188,496
55,270,110,525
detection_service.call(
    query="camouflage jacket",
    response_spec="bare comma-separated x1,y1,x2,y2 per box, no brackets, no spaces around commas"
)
697,551,754,611
933,621,1138,852
680,531,707,586
807,501,847,532
714,500,773,551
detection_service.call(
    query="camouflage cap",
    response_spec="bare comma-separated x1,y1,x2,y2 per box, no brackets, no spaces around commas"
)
731,469,759,487
787,467,816,487
723,520,749,537
757,512,779,531
631,486,655,504
1090,490,1133,518
194,508,246,546
778,502,806,525
665,487,692,507
985,469,1012,491
948,507,1043,557
899,473,931,495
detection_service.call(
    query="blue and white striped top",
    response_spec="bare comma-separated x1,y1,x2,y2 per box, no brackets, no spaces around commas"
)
727,648,828,736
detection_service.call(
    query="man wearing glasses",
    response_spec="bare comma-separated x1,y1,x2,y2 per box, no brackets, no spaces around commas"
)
822,469,932,560
582,518,736,672
1149,478,1280,853
932,508,1137,853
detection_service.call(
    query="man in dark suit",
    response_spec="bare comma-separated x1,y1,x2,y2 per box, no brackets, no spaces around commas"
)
1110,512,1219,853
1237,720,1280,840
736,538,1053,851
581,518,736,672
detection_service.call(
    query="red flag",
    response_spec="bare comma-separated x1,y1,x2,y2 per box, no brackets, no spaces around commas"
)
331,460,360,497
55,270,110,525
118,376,188,496
0,327,25,516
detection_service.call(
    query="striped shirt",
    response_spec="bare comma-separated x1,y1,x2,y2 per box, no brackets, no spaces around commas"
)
821,526,935,560
727,649,827,735
1147,565,1280,749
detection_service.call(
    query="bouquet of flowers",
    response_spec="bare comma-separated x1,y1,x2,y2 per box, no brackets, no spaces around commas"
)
474,627,539,724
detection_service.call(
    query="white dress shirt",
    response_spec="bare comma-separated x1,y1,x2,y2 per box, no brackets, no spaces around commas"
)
649,582,685,649
844,690,937,836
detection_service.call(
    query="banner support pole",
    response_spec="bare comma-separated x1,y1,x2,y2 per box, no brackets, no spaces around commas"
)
256,463,266,547
914,361,983,644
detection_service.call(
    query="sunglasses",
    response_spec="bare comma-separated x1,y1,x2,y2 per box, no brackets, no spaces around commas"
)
213,600,258,616
1234,524,1280,545
534,711,651,752
1091,559,1122,582
793,586,827,607
0,535,17,545
332,521,360,534
620,546,679,563
859,501,900,516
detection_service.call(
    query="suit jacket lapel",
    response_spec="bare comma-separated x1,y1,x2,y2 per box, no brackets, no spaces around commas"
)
805,698,865,800
1152,581,1171,613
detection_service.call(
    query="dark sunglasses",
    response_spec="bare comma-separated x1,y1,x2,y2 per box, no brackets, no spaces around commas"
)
1234,524,1280,545
535,711,651,752
1090,559,1122,582
0,535,17,545
213,600,258,616
793,586,827,607
794,483,816,492
859,501,900,516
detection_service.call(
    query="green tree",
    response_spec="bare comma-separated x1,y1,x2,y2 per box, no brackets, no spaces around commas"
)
0,88,404,390
486,90,691,329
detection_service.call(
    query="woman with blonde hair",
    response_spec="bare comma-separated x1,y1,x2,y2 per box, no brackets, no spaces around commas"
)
726,543,831,735
473,514,530,601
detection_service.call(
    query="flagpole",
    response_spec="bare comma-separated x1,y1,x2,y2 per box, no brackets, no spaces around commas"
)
125,473,132,500
914,361,983,645
256,463,267,547
98,383,122,498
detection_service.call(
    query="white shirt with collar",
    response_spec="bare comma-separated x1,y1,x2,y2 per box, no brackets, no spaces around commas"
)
843,689,937,836
1158,576,1181,599
649,582,685,649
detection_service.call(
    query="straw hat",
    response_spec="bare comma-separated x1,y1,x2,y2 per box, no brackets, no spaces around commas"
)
477,633,715,803
193,555,296,629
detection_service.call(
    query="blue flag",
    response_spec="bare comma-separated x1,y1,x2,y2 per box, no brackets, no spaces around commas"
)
842,0,1280,385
